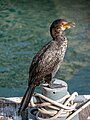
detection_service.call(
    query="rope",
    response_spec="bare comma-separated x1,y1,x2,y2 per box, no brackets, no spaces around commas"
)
30,92,78,120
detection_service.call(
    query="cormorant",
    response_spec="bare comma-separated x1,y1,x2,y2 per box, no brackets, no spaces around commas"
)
18,19,75,114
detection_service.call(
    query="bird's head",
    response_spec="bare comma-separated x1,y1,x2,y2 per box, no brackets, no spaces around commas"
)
50,19,75,39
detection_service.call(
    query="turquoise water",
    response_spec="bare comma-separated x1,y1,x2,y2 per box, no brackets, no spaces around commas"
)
0,0,90,97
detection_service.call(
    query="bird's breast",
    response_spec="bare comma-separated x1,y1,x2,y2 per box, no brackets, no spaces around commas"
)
52,39,67,77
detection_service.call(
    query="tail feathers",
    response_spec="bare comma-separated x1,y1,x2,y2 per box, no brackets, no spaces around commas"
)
18,85,35,114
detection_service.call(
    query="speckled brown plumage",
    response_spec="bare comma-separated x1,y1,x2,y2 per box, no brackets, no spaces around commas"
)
18,19,75,114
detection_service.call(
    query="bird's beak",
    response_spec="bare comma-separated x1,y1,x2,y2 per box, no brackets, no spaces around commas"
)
63,22,75,29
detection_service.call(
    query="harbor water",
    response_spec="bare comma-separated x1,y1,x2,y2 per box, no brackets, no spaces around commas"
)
0,0,90,97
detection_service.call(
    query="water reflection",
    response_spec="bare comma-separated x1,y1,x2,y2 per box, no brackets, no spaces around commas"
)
0,0,90,96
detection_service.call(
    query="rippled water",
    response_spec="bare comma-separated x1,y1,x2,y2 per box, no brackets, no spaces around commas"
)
0,0,90,97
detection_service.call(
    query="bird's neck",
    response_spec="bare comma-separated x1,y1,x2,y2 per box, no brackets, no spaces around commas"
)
53,32,66,42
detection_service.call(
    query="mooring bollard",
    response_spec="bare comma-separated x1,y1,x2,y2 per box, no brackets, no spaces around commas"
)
42,79,68,100
28,79,79,120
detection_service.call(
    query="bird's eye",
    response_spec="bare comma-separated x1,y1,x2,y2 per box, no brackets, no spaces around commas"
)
61,23,64,25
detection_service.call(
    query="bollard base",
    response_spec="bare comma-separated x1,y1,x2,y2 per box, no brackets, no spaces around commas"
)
28,79,79,120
